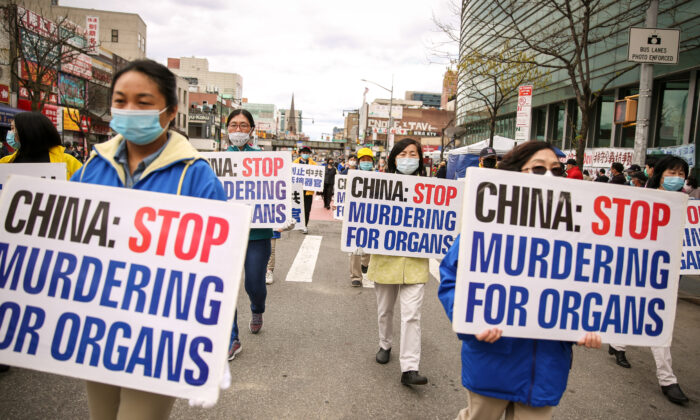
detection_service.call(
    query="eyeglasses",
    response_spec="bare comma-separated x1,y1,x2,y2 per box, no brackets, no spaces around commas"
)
228,123,251,130
522,166,565,176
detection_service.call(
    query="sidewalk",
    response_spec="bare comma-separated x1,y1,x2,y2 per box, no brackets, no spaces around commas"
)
680,275,700,305
309,192,336,222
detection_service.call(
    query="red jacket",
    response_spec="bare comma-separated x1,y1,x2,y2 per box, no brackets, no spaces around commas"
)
566,165,583,180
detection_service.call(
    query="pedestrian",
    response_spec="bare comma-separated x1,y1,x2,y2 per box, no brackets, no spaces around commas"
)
71,59,227,420
347,147,375,287
377,157,387,172
595,168,609,182
645,154,658,184
323,156,336,209
564,158,583,179
684,174,700,199
369,138,430,386
436,160,447,178
479,147,497,168
609,162,626,184
628,171,647,187
609,155,690,405
224,109,275,359
339,155,357,175
438,140,601,420
582,169,592,181
293,146,317,234
0,112,82,179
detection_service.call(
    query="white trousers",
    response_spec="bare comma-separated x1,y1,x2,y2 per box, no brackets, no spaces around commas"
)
375,282,425,372
611,345,677,386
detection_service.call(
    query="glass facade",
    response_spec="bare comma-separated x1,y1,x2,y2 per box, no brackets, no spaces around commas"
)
656,81,689,147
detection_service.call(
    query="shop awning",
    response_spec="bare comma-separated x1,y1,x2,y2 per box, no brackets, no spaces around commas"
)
0,104,23,127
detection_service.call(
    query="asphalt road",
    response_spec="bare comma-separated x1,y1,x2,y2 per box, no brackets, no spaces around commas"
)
1,201,699,419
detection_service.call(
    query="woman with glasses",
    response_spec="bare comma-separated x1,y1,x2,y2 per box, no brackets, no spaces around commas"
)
224,109,274,361
438,141,601,420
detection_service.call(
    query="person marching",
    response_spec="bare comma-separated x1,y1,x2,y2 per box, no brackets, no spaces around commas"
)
438,141,601,420
323,156,337,209
71,59,226,420
225,109,274,360
347,147,375,287
369,139,430,386
0,112,82,179
293,146,317,234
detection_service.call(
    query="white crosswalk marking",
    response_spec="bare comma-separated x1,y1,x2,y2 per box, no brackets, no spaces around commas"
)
285,235,323,282
429,258,441,282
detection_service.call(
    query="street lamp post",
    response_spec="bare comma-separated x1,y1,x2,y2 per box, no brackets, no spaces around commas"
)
361,76,394,152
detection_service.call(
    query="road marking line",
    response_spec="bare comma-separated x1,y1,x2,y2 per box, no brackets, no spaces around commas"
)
285,235,323,282
429,258,441,282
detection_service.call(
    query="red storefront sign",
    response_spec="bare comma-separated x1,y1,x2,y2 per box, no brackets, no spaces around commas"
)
0,85,9,104
42,104,59,126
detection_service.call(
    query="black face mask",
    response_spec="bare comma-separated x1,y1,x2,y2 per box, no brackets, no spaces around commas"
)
482,158,496,168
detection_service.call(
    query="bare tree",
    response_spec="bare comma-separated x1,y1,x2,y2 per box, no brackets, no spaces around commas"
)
1,3,94,111
459,42,546,147
471,0,646,167
429,0,462,65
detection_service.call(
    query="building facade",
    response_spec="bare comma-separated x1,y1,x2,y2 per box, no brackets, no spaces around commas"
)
175,75,189,135
241,102,277,137
441,68,458,110
405,91,442,108
167,57,243,100
457,0,700,154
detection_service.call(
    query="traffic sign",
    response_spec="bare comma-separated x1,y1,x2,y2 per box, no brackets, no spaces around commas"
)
628,27,680,64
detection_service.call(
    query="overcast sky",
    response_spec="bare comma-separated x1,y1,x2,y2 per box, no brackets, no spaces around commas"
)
63,0,459,140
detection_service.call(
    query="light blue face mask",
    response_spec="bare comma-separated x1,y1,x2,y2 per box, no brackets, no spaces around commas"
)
301,153,310,160
110,107,168,145
396,158,419,175
663,176,685,191
6,131,18,149
359,161,374,171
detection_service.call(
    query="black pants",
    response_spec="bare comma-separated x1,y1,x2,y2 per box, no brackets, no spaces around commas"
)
303,193,313,226
322,183,334,208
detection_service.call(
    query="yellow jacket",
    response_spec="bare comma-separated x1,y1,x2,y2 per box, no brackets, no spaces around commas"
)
0,145,82,180
367,254,429,285
293,156,318,196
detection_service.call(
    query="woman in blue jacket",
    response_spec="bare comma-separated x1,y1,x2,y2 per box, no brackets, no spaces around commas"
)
438,141,601,420
72,59,226,420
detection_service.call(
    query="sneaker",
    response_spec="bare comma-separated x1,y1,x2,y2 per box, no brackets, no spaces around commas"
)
401,370,428,386
302,227,308,234
249,313,263,334
228,340,242,361
361,265,368,274
351,279,362,287
265,270,274,284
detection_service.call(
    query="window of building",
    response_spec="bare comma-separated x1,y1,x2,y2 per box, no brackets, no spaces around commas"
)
655,81,689,147
138,33,141,48
111,29,118,43
594,95,614,147
534,108,546,141
552,103,565,144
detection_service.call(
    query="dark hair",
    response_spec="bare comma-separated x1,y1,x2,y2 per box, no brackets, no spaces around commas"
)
226,109,255,128
599,169,606,174
687,176,698,189
629,171,647,183
645,154,659,168
387,138,424,175
647,155,688,189
611,162,624,173
112,59,178,112
498,141,557,172
583,170,590,175
299,146,311,153
13,111,62,162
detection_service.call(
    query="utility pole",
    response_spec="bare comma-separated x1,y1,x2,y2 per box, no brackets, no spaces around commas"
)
387,74,394,152
632,0,658,166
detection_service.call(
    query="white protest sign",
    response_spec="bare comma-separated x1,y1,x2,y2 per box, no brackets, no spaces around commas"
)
203,151,292,228
291,163,325,192
290,183,306,230
0,176,250,403
681,202,700,274
341,170,464,259
0,163,67,192
333,175,347,220
453,168,687,346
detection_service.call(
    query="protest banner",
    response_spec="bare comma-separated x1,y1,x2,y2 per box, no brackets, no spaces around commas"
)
290,183,306,230
203,151,292,228
333,175,347,220
340,170,464,259
0,176,250,403
452,168,687,346
681,202,700,274
291,163,325,192
0,163,67,192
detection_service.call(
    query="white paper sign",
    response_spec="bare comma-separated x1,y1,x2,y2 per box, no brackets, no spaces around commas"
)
681,202,700,275
0,176,250,403
452,168,686,346
333,175,347,220
341,170,464,259
203,151,292,228
290,183,306,230
291,163,325,192
515,85,532,142
0,163,67,192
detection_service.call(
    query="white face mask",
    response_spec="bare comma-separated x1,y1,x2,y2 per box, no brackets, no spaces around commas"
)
228,132,250,147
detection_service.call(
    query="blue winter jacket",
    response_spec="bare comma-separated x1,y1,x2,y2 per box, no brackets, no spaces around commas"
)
438,235,573,407
71,131,225,202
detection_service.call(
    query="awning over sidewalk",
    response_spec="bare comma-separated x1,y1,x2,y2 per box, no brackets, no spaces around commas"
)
0,104,23,128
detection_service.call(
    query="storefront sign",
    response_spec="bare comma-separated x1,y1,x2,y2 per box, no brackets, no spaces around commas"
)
86,16,99,52
0,85,9,104
58,73,86,108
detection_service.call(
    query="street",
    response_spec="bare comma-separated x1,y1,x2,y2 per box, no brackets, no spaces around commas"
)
1,196,699,419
